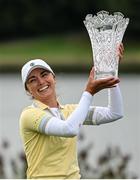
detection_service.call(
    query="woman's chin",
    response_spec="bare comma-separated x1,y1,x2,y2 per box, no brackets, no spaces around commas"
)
39,91,53,99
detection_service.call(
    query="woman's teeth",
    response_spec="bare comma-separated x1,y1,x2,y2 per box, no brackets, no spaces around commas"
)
39,85,49,92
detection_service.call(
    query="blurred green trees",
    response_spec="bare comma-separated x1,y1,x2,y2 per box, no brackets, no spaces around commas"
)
0,0,139,39
0,0,139,72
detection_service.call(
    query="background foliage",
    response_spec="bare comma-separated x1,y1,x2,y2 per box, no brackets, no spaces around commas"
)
0,0,140,72
0,0,139,39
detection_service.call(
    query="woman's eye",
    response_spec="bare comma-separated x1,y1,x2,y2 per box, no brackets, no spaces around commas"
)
29,79,36,83
42,72,49,77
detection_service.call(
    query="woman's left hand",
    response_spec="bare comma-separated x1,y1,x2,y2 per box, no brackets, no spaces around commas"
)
117,43,124,62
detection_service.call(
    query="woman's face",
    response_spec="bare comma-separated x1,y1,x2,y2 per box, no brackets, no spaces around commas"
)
26,68,56,101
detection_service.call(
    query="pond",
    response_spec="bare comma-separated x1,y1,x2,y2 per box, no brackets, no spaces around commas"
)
0,73,140,178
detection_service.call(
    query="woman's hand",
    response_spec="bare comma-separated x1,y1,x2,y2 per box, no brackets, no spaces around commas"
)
117,43,124,62
85,67,120,95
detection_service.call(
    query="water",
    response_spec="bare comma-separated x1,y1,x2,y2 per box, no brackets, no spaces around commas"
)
0,73,140,178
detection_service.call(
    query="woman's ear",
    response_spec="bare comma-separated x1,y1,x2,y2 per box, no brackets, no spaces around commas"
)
26,90,32,96
53,75,56,83
25,84,33,96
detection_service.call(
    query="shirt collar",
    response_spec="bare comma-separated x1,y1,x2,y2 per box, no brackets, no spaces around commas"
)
33,99,64,110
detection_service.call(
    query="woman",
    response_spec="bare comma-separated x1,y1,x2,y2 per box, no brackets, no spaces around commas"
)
19,45,124,179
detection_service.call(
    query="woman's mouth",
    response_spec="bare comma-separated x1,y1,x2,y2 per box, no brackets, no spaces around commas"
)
38,85,49,92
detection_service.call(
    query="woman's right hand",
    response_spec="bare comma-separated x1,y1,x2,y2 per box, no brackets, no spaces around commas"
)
85,67,120,95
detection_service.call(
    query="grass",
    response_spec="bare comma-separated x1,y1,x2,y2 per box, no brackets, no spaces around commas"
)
0,33,91,65
0,33,139,72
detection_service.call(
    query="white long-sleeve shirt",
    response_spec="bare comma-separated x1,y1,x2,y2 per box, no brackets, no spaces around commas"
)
43,85,123,137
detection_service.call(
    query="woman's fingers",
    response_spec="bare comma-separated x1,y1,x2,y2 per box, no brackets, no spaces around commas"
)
96,77,120,90
89,66,94,76
117,43,124,61
120,43,124,52
86,66,120,95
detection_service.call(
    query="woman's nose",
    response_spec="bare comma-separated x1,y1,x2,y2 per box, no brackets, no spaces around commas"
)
38,77,45,85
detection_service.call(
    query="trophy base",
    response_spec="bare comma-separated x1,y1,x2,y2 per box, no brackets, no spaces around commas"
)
95,70,117,79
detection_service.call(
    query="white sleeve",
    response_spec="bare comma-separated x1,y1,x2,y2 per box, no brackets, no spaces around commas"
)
45,91,93,137
92,84,124,125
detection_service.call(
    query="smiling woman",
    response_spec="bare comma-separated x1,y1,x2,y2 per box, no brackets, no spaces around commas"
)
26,68,56,106
19,55,124,179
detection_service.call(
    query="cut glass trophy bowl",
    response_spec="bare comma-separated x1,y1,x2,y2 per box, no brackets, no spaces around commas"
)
84,10,129,79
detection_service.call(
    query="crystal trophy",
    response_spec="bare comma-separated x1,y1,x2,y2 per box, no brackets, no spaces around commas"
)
84,11,129,79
